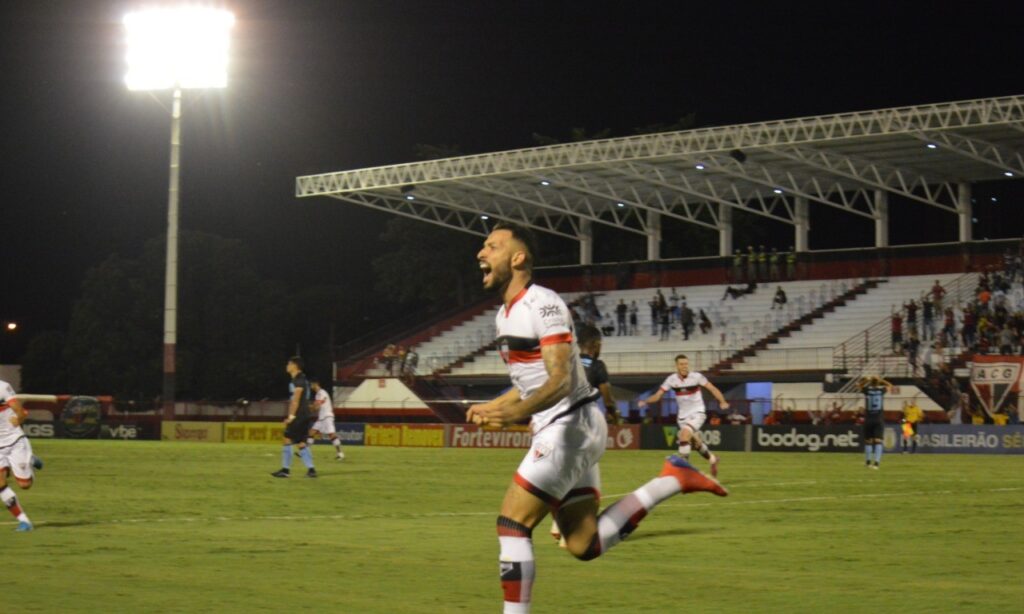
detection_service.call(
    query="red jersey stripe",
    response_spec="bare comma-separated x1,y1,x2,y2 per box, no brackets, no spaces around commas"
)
540,332,572,346
507,350,543,363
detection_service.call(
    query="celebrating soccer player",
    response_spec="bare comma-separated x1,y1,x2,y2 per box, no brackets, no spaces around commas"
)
271,357,318,478
637,355,728,477
0,379,41,531
859,375,893,469
468,222,727,613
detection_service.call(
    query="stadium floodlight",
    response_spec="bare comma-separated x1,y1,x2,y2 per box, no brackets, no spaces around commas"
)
124,7,234,91
124,6,234,420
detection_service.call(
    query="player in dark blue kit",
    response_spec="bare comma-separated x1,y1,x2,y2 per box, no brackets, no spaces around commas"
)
271,357,317,478
858,375,893,469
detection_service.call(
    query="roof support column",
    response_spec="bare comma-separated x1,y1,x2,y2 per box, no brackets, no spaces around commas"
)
957,182,972,242
794,196,809,252
718,203,733,257
646,210,661,260
874,190,889,247
579,218,593,265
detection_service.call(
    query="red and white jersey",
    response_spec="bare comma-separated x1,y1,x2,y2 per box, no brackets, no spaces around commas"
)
495,284,594,432
659,371,709,416
0,379,25,448
314,388,333,421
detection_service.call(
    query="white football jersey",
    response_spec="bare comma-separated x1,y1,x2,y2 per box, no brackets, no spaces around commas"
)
659,371,709,415
314,388,333,421
0,379,25,448
495,284,594,432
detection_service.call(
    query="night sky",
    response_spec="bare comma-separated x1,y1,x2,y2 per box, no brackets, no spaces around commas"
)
1,0,1022,359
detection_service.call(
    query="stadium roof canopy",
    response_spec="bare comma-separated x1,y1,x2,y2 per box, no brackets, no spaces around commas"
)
296,95,1024,263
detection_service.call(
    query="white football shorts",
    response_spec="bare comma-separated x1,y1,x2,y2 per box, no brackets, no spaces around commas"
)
311,417,336,435
677,411,707,434
514,403,607,509
0,437,34,481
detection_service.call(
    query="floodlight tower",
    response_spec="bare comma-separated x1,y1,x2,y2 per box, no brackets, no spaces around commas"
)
124,7,234,419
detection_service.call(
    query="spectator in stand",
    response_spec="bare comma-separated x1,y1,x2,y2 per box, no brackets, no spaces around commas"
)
786,247,797,280
904,298,918,338
628,300,639,335
649,292,660,336
681,304,695,340
669,288,680,326
905,330,921,376
921,294,935,341
998,324,1015,355
404,348,419,377
616,299,628,336
732,249,744,283
771,286,787,310
962,305,977,350
601,314,616,337
757,245,768,282
891,307,904,353
769,248,781,282
381,344,397,375
746,245,757,283
977,286,992,310
699,309,712,335
931,279,946,313
396,345,408,376
659,307,671,341
942,307,957,348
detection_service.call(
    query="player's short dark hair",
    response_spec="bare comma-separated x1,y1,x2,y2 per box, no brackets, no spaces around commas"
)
309,377,320,386
289,356,304,370
492,221,538,270
576,323,602,349
675,354,689,362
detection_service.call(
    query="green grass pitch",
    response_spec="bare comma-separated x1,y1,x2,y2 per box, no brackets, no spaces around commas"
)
4,440,1022,613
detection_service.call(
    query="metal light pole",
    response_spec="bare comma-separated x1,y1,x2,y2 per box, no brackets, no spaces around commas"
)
162,87,182,419
124,7,234,420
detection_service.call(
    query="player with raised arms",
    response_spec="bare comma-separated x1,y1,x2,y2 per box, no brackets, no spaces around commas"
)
859,375,893,469
0,379,40,531
637,355,727,477
307,378,345,461
468,222,727,613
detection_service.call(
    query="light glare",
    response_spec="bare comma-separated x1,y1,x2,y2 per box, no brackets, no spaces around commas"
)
124,7,235,91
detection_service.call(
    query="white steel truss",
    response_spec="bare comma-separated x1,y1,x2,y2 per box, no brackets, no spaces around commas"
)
297,95,1024,243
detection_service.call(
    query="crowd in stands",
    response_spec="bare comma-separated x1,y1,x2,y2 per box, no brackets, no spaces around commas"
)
377,344,418,377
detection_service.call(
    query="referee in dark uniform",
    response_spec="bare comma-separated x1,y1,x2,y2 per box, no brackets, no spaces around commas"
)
271,356,318,478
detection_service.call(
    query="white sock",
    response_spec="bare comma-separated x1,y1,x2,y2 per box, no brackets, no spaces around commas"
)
306,437,315,447
694,441,711,460
497,518,535,613
678,443,692,458
332,438,342,451
591,476,679,556
1,486,29,523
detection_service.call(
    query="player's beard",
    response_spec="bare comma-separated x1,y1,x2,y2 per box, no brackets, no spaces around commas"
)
481,258,512,293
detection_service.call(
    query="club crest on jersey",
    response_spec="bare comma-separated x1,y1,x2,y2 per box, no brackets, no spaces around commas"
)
539,304,561,320
532,441,552,461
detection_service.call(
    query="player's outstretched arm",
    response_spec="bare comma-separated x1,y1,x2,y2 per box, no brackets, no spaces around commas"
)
6,397,26,426
703,382,730,410
638,388,666,408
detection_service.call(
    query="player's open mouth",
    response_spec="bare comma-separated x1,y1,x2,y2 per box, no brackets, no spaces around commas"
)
480,261,492,283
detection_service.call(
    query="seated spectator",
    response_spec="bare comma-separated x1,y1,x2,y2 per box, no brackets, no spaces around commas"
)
699,309,712,334
771,286,787,310
722,285,744,300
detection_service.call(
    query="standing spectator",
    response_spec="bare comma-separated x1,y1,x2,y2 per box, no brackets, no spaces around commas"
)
962,306,977,350
904,299,918,338
921,294,935,341
998,324,1015,355
769,248,781,281
669,288,680,326
931,279,946,313
942,307,957,348
404,348,419,377
746,245,757,283
628,300,639,335
396,345,408,376
381,344,396,375
680,304,695,340
649,292,660,336
615,299,628,336
905,330,921,376
732,249,744,283
659,307,671,341
771,286,787,310
891,308,904,353
786,247,797,280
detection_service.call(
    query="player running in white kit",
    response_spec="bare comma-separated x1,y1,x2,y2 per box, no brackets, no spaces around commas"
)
307,379,344,461
0,379,39,531
638,355,729,477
